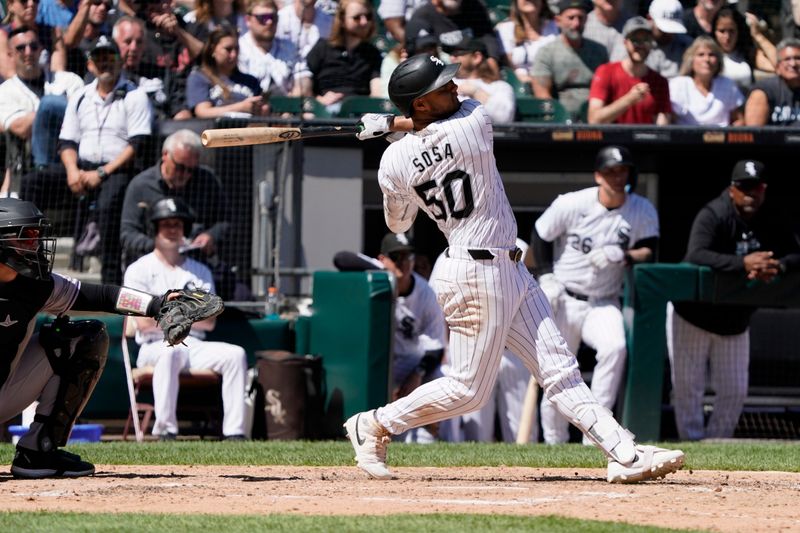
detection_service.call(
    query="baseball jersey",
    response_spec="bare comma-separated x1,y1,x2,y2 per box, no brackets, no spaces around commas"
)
535,187,659,297
392,272,446,384
238,32,308,94
123,253,214,344
378,99,517,248
0,273,80,387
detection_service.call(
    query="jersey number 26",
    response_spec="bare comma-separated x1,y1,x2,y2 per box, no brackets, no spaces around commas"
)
413,170,474,221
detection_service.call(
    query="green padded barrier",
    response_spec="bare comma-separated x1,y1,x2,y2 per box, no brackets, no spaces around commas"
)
206,315,293,367
309,271,393,436
294,315,312,356
623,264,800,440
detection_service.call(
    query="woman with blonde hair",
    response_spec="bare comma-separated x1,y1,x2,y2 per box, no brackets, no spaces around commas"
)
306,0,382,111
186,24,268,118
494,0,558,88
669,35,744,126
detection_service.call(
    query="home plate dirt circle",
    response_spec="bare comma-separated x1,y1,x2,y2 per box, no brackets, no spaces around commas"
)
1,466,798,532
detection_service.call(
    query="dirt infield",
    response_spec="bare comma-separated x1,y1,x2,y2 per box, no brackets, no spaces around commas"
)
1,466,798,531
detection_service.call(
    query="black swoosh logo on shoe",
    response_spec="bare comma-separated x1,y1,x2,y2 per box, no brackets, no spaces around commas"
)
355,414,366,446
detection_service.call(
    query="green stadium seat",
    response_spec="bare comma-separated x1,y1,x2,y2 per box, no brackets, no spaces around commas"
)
501,67,532,97
269,96,332,118
337,96,399,118
577,100,590,123
515,97,570,123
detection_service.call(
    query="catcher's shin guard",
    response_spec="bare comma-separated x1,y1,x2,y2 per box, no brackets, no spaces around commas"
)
570,405,636,465
37,317,109,450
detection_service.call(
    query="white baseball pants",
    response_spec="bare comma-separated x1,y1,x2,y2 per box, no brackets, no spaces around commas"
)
540,294,627,444
137,336,248,437
666,302,749,440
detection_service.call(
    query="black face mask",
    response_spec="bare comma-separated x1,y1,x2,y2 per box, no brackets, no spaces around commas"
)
0,224,56,281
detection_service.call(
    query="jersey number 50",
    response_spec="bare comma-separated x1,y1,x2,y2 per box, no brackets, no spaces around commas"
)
413,170,475,221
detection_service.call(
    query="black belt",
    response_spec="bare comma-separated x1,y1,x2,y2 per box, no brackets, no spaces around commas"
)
78,160,108,171
460,248,523,262
565,288,589,301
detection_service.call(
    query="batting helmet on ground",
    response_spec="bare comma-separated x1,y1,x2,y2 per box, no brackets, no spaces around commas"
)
595,145,638,193
150,197,195,237
388,54,460,117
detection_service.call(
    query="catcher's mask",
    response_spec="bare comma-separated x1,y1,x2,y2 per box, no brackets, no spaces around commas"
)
149,197,195,238
0,198,56,280
595,145,638,193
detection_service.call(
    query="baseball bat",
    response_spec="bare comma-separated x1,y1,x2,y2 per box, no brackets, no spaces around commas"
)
516,376,539,444
201,125,362,148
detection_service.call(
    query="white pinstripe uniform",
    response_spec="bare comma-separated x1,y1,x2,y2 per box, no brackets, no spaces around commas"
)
123,254,247,438
535,187,659,444
373,99,620,441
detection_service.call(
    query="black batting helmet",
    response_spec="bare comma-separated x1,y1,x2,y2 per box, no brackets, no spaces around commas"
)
0,198,55,280
595,145,638,193
150,197,195,237
388,54,460,117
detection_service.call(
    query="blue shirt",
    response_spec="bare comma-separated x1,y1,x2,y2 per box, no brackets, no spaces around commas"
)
36,0,77,29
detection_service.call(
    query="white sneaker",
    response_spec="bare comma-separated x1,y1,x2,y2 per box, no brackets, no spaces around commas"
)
344,410,393,479
607,445,684,483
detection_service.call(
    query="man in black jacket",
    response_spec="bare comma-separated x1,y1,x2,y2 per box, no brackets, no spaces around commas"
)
667,159,800,440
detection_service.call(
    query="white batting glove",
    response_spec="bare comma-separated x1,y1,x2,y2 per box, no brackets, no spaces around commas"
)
356,113,393,140
537,273,564,315
588,246,626,270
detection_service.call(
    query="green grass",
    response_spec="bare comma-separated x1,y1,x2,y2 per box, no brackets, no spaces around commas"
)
0,440,797,471
0,511,703,532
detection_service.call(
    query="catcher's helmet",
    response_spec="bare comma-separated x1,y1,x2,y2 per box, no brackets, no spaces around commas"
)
388,54,460,117
150,197,195,237
595,145,638,193
0,198,55,280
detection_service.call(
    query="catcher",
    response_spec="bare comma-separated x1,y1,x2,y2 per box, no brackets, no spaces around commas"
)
122,198,247,441
0,197,224,479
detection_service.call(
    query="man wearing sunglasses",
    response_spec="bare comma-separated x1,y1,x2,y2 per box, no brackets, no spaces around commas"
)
0,26,83,195
667,160,800,441
238,0,311,97
120,129,231,295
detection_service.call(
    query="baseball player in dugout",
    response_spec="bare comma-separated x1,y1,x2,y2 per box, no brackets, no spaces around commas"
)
532,145,659,447
0,197,223,478
347,53,684,483
667,160,800,441
123,198,247,441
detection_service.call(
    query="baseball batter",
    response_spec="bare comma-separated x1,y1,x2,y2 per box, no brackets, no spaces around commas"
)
533,146,659,445
344,54,684,483
123,198,247,440
0,197,191,478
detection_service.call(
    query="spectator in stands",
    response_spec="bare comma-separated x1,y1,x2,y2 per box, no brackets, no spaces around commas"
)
36,0,77,30
0,0,65,78
58,35,153,284
124,196,247,441
0,26,83,195
588,16,671,124
183,0,247,46
113,15,190,120
645,0,691,79
63,0,111,78
583,0,631,62
667,160,800,441
405,0,502,75
781,0,800,41
669,35,743,126
238,0,310,97
306,0,382,112
683,0,724,39
744,38,800,126
712,6,776,94
120,129,229,277
186,25,268,118
140,0,201,72
377,0,426,45
449,38,516,123
277,0,333,49
531,0,608,120
494,0,558,90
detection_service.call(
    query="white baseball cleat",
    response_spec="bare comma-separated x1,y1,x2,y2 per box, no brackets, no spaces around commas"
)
607,445,685,483
344,410,393,480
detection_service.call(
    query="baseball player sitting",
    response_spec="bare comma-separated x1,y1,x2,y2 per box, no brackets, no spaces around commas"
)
532,145,659,446
345,54,683,484
0,197,223,478
123,198,248,441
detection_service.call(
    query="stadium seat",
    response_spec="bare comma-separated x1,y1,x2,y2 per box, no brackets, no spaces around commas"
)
337,96,399,117
501,68,533,97
515,97,570,123
269,96,332,118
577,100,590,123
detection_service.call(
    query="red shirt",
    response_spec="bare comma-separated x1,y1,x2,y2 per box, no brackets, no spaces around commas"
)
589,61,671,124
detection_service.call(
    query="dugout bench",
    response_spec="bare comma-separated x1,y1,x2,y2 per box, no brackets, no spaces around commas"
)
622,264,800,441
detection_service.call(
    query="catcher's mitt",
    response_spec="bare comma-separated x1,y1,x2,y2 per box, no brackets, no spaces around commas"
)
153,289,224,346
